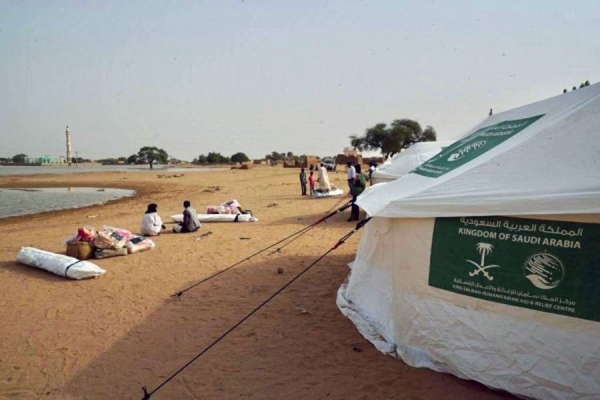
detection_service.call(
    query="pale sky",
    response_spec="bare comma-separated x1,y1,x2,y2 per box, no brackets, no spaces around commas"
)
1,1,599,161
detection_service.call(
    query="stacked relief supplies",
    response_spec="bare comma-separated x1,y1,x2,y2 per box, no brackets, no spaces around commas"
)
64,225,156,259
18,226,156,280
92,226,156,258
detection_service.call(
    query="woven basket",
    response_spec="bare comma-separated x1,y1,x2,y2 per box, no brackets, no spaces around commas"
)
66,242,93,260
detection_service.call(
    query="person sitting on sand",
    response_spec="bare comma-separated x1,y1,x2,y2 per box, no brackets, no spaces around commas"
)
140,203,166,236
317,163,331,192
173,200,201,233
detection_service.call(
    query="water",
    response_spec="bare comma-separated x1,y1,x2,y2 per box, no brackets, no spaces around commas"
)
0,187,136,218
0,165,223,176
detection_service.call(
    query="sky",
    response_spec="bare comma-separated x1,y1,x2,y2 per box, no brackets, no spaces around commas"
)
1,0,599,161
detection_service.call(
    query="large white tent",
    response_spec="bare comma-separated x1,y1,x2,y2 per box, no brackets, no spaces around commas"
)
338,84,600,399
370,141,454,185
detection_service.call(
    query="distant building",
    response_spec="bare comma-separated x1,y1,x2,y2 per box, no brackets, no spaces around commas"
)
25,156,67,166
343,147,360,157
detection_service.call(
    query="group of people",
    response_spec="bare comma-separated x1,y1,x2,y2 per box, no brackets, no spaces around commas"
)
298,160,378,222
140,200,201,236
299,163,332,196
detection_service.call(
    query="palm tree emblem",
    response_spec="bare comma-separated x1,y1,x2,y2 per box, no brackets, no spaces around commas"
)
467,242,501,281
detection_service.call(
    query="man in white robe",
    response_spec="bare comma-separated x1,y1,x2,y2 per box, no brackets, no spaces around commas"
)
317,163,331,192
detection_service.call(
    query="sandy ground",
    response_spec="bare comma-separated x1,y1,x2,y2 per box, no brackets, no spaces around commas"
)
0,166,515,400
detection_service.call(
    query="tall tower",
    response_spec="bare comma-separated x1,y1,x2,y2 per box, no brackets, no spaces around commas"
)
65,126,72,166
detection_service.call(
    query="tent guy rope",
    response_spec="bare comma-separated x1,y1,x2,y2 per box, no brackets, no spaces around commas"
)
141,217,371,399
170,199,352,298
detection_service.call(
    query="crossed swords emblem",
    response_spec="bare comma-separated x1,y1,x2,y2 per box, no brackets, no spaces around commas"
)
465,242,500,281
466,260,500,281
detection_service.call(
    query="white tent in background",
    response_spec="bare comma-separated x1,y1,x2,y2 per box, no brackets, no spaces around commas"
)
338,84,600,400
370,141,454,185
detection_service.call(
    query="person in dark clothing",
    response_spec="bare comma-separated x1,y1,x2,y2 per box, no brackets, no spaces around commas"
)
348,164,367,221
173,200,201,233
299,168,307,196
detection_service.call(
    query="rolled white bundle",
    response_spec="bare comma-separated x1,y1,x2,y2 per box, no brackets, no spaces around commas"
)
17,247,106,280
170,214,258,223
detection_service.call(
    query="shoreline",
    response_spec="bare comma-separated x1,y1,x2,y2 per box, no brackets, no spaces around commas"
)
0,187,137,220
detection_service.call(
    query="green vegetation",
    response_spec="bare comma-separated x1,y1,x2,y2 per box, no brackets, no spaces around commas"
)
193,152,230,164
564,80,591,93
137,146,169,169
12,153,27,163
230,152,250,163
349,118,437,158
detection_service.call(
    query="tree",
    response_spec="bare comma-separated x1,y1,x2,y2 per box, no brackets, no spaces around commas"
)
137,146,168,169
349,119,436,158
126,154,138,164
267,151,284,161
206,152,229,164
12,154,27,163
231,152,250,163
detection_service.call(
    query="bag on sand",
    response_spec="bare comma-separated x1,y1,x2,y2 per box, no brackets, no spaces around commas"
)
126,236,155,254
17,247,106,280
66,241,94,260
94,247,128,259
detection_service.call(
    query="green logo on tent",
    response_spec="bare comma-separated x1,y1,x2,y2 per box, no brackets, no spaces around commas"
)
413,114,545,178
428,216,600,322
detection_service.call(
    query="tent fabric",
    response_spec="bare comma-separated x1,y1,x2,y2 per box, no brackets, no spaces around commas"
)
338,216,600,400
340,85,600,400
370,141,454,185
357,84,600,218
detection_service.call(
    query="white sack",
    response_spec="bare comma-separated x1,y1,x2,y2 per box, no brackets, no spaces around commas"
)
170,214,258,223
17,247,106,280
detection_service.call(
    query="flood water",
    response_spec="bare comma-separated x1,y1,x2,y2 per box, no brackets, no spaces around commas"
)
0,187,136,218
0,165,223,176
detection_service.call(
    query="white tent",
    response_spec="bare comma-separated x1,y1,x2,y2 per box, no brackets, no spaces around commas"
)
338,84,600,400
370,141,454,185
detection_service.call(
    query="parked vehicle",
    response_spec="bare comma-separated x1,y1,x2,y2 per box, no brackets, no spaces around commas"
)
322,157,336,171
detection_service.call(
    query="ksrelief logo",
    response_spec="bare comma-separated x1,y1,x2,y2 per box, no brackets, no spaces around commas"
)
447,140,487,162
524,253,565,290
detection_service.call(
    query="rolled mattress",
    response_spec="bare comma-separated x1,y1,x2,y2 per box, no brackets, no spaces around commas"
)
17,247,106,280
312,188,344,198
170,214,258,223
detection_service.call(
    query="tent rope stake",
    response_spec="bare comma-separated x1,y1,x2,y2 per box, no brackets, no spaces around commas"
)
140,217,371,399
170,200,352,298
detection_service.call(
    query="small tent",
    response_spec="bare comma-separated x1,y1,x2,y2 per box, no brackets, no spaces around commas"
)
371,141,454,185
338,84,600,399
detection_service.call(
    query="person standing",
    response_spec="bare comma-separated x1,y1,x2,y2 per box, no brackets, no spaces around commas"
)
348,164,367,221
140,203,166,236
173,200,201,233
308,171,316,196
368,162,376,184
299,168,307,196
346,161,356,196
318,163,331,192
